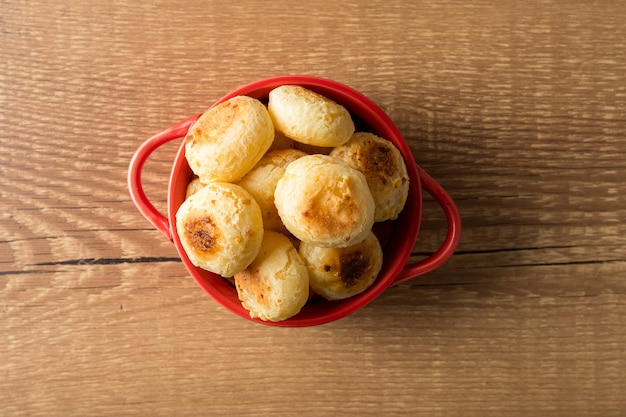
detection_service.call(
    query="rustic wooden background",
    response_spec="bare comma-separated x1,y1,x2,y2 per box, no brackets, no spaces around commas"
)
2,1,625,416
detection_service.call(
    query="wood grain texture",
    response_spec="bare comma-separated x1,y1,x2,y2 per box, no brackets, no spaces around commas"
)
1,0,625,416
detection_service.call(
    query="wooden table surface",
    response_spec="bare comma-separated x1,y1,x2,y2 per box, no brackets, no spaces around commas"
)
2,1,625,415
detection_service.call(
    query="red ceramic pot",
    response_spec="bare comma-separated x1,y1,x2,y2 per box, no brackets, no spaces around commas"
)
128,75,461,327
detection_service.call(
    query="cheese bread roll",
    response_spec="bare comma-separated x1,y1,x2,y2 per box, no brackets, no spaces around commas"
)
268,85,355,147
185,96,274,183
330,132,409,221
299,231,383,300
185,176,205,199
234,231,309,322
175,182,263,277
275,154,375,248
237,149,307,233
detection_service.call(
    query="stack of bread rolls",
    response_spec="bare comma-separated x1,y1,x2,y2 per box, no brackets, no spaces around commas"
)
176,85,409,322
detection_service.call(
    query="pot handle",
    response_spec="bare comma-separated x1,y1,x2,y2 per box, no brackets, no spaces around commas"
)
393,166,461,285
127,115,201,241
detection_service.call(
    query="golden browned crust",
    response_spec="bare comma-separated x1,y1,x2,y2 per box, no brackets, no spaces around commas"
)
299,231,383,300
183,216,221,255
234,231,309,321
274,155,375,248
185,95,274,183
299,175,362,243
336,250,370,287
331,132,409,221
268,85,355,147
175,182,264,277
186,99,239,146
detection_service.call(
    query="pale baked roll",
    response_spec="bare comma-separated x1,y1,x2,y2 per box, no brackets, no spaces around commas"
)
234,231,309,322
237,149,307,234
185,95,274,183
274,154,375,248
185,176,205,199
299,231,383,300
330,132,409,221
268,85,355,147
175,182,263,277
